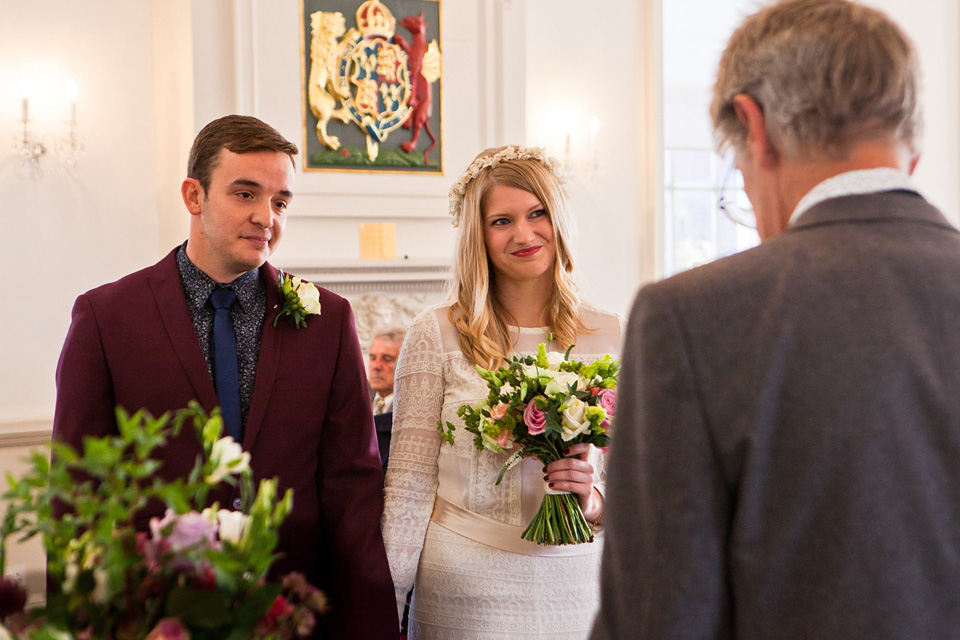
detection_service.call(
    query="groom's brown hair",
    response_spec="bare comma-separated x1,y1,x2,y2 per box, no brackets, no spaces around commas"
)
187,114,299,193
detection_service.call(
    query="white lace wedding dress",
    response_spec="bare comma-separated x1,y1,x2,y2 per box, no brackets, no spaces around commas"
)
382,302,623,639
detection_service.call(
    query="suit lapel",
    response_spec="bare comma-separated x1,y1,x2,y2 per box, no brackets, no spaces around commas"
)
147,249,219,409
244,263,284,449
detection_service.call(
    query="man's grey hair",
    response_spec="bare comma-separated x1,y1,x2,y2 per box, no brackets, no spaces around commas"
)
711,0,922,160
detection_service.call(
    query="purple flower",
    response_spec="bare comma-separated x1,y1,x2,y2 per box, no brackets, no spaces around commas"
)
523,398,548,435
150,510,220,553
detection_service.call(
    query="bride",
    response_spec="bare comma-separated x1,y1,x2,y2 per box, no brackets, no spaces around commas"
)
381,146,623,639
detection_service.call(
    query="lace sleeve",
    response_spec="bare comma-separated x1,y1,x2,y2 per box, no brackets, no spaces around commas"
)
381,308,445,618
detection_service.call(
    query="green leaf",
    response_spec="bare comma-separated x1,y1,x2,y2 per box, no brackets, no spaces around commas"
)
233,582,282,628
166,586,233,628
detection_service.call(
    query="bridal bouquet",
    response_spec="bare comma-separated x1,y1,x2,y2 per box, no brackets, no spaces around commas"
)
439,344,619,545
0,403,327,640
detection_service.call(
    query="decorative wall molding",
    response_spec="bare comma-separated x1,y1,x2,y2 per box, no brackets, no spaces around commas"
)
281,260,450,291
351,291,445,346
279,260,450,345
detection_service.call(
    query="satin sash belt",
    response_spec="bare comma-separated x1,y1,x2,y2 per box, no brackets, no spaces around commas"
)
430,496,601,557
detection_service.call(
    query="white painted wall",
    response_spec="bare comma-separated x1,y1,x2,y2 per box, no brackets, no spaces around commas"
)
868,0,960,223
524,0,644,318
0,0,160,425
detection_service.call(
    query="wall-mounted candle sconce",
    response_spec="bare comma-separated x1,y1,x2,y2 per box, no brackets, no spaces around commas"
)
13,79,84,178
561,116,602,182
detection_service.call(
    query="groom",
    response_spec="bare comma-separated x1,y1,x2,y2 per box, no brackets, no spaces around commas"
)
52,115,398,638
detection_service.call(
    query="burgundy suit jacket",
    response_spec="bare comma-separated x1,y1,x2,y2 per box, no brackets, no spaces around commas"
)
52,248,398,638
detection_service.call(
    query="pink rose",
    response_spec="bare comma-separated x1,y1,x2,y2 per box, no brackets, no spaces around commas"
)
495,427,512,449
489,402,509,422
596,389,617,418
146,618,191,640
523,398,547,435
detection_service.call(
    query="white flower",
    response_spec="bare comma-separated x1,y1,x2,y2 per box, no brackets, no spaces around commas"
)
560,397,592,441
544,371,581,398
291,276,322,315
203,507,250,544
91,567,109,604
206,436,251,485
545,351,565,368
62,561,78,594
522,363,543,380
275,271,321,328
0,625,12,640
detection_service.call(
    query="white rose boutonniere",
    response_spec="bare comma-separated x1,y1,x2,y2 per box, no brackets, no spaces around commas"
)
274,271,321,328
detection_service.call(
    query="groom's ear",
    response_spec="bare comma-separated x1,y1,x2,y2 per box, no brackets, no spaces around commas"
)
181,178,205,216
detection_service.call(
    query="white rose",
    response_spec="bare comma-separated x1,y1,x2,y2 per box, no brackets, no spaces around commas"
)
295,279,322,315
522,364,544,380
207,436,251,485
560,397,592,441
544,371,581,398
215,508,250,544
0,625,13,640
545,351,565,368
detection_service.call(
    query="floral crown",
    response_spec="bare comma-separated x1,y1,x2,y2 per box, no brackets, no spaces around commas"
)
447,145,565,227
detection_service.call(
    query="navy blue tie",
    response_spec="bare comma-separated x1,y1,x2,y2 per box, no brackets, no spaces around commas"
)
210,288,242,442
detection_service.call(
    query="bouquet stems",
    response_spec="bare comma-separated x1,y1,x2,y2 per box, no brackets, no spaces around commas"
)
521,492,594,545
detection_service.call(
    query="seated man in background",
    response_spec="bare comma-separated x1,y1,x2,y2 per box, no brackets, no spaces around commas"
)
368,327,406,469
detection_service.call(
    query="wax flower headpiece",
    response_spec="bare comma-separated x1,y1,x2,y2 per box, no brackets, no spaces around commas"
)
447,145,566,227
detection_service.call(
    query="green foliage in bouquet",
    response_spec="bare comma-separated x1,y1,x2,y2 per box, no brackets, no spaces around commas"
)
439,344,619,546
0,402,326,640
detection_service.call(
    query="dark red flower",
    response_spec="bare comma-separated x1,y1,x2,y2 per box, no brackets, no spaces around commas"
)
0,576,27,619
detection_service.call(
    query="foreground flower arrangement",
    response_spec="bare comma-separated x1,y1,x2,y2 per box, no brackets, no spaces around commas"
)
0,403,326,639
439,344,619,545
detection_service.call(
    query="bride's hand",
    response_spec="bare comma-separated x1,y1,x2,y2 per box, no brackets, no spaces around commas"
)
543,443,603,521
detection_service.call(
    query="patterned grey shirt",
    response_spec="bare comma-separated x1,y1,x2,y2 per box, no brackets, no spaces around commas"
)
176,243,265,429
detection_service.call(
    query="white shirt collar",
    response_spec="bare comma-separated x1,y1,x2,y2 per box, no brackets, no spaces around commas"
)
790,168,919,225
374,392,394,412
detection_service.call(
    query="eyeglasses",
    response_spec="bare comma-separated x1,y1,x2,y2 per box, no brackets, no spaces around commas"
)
717,161,756,230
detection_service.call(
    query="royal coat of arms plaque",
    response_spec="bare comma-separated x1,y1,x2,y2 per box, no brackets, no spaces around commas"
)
300,0,442,173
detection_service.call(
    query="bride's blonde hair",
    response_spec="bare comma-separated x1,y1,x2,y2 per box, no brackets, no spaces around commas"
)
447,146,588,368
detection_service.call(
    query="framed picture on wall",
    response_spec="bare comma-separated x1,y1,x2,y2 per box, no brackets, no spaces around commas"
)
300,0,442,174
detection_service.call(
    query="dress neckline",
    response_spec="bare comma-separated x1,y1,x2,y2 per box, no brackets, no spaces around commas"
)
510,325,549,335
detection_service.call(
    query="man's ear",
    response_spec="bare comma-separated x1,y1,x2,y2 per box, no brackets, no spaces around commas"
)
181,178,204,216
908,153,921,176
732,94,777,169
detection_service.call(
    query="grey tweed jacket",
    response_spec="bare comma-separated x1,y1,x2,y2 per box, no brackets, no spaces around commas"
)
592,190,960,639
